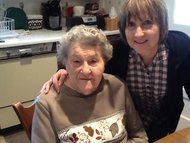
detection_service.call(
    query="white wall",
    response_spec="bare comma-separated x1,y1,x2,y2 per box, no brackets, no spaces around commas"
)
1,0,47,15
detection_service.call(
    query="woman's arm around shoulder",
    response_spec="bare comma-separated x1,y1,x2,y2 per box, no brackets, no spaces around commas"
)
40,69,68,94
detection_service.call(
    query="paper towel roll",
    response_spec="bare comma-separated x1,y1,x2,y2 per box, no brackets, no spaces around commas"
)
109,6,117,18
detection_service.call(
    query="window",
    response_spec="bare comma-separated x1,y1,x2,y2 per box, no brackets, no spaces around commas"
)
174,0,190,26
167,0,190,35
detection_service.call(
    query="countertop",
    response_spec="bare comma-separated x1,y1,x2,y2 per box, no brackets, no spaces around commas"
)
0,28,120,48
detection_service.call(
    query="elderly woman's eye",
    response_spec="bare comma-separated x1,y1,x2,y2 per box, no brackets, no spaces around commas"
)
89,59,97,65
72,59,81,64
74,60,80,63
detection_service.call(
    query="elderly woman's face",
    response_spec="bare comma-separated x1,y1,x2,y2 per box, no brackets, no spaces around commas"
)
65,43,105,95
125,16,160,56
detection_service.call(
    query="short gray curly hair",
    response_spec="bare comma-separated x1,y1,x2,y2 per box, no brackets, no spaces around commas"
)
57,25,113,67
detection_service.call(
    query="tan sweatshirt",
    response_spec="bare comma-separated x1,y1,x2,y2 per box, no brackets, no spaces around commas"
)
32,73,148,143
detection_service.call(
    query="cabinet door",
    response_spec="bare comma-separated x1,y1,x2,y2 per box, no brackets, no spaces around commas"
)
0,53,57,129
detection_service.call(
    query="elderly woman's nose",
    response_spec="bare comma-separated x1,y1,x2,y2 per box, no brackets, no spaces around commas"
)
81,62,91,74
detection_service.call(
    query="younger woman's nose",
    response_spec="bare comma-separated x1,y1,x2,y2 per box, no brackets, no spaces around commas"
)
134,26,145,37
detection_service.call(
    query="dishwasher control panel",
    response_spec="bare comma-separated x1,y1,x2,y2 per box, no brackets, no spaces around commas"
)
0,42,56,60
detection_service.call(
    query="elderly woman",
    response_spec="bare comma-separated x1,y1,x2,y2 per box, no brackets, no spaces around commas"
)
31,25,148,143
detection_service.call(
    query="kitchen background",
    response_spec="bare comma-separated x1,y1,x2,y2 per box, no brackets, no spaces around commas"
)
0,0,189,143
1,0,190,34
0,0,124,18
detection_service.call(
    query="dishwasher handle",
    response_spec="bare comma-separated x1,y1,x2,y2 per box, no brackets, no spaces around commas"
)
19,48,33,57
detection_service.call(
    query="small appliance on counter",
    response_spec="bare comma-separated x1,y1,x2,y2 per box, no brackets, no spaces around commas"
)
41,0,62,30
66,15,106,30
66,15,96,30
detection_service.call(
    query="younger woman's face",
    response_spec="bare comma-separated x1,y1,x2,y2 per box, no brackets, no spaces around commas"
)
125,16,160,56
64,43,105,95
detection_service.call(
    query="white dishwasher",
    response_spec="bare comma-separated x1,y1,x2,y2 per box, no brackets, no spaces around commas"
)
0,42,57,130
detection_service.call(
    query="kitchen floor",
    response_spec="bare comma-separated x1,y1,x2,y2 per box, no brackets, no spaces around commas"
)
0,93,189,143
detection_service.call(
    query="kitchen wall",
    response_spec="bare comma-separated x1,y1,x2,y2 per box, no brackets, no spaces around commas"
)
101,0,124,15
1,0,46,15
0,0,124,17
1,0,99,15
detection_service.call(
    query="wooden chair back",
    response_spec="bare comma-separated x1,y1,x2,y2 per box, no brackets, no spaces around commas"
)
12,102,35,141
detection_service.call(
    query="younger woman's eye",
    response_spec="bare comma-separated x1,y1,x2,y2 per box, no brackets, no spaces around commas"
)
141,20,153,29
126,21,136,30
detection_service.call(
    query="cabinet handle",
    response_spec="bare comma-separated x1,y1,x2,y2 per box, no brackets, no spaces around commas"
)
19,48,33,57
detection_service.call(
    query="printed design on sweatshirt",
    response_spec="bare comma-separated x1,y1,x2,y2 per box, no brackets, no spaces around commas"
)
58,110,126,143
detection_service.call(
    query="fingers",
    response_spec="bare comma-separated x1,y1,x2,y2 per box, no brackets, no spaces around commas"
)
40,78,53,94
53,69,68,94
40,69,68,95
40,82,47,94
52,76,60,94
